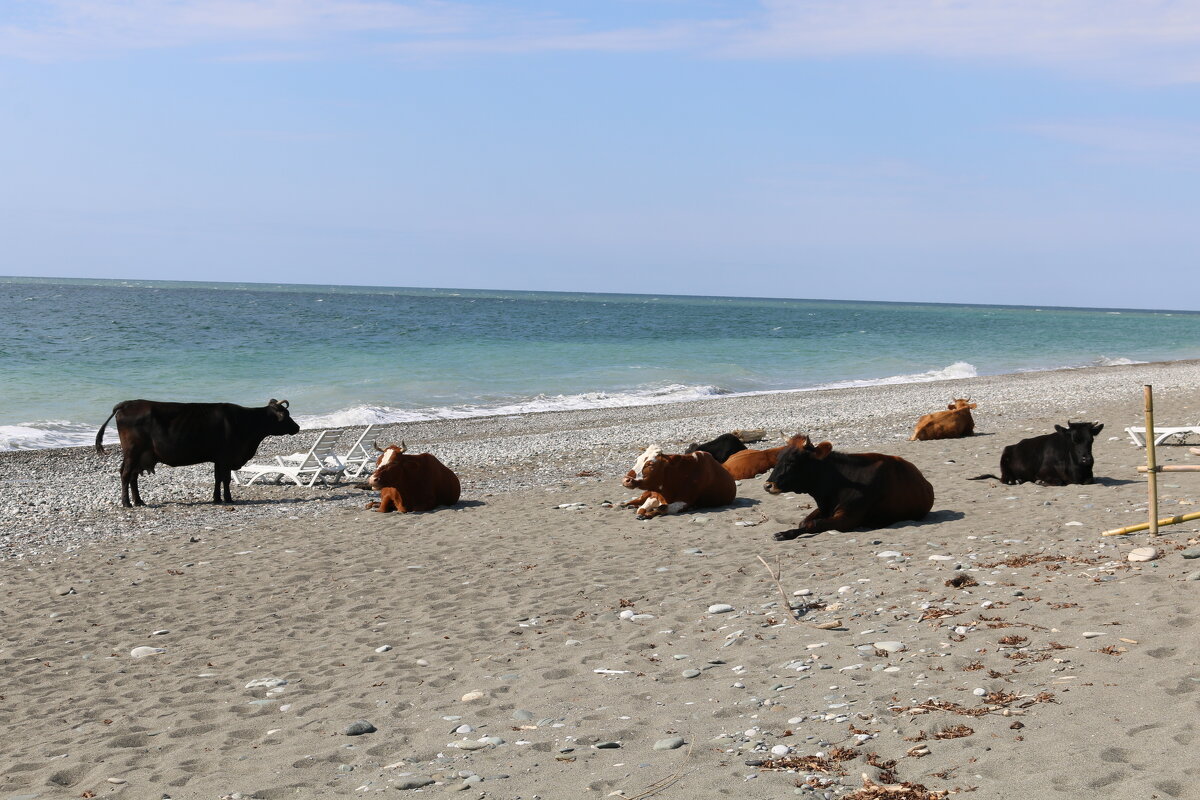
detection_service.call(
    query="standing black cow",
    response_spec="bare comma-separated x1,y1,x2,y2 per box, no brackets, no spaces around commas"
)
95,399,301,507
684,433,747,463
970,421,1103,486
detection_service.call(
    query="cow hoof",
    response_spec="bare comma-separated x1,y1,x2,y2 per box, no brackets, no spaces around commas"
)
773,529,801,541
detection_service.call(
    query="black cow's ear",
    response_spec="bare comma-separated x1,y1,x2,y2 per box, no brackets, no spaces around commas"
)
268,398,278,406
814,441,833,459
1091,423,1104,434
1054,425,1067,434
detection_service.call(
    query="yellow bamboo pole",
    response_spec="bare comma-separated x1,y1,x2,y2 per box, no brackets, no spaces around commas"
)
1102,511,1200,537
1138,465,1200,472
1145,385,1159,535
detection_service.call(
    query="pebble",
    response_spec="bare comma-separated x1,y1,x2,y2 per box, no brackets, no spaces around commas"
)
1188,571,1200,581
1182,547,1200,559
593,741,621,749
416,658,430,667
682,669,702,678
344,720,376,736
876,551,902,558
513,709,534,721
1082,632,1105,638
708,603,735,614
375,645,392,653
770,744,791,756
872,641,905,653
396,776,435,790
461,691,486,702
654,737,686,750
245,678,287,689
1128,547,1160,562
928,555,954,561
130,646,166,658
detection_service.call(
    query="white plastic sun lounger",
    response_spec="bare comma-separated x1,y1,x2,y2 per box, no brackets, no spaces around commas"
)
236,429,346,487
338,424,377,479
1125,425,1200,447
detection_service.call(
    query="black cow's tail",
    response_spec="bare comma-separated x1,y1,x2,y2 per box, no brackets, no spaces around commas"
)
96,408,118,454
968,473,1002,481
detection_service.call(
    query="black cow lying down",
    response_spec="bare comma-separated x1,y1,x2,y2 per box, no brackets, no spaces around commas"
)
684,433,747,463
970,421,1103,486
96,399,300,507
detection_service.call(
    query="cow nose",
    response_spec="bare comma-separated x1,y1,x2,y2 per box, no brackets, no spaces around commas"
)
763,481,777,494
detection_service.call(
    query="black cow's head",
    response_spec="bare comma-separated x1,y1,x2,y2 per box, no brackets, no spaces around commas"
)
1055,421,1103,471
763,435,824,495
267,399,301,435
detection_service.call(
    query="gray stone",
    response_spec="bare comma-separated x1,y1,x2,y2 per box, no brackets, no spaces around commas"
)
654,736,686,750
708,603,735,614
593,741,621,749
513,709,534,722
344,720,376,736
682,669,702,678
1183,547,1200,559
396,776,435,790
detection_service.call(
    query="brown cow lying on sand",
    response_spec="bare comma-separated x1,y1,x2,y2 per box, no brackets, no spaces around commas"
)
366,443,460,512
722,434,804,480
764,436,934,539
911,398,977,441
621,445,737,519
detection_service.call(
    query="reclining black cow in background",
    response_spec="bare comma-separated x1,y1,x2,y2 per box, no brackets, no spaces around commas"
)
970,421,1103,486
95,399,301,507
684,433,747,463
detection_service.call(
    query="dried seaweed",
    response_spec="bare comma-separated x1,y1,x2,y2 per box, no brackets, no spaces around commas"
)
945,574,978,588
933,725,974,740
844,775,950,800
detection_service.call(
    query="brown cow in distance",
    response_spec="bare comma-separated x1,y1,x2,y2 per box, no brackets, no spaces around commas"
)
911,398,977,441
764,436,934,539
366,443,460,512
722,434,805,480
621,445,737,519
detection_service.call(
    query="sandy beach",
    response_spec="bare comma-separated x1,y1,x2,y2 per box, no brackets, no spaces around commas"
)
4,360,1200,799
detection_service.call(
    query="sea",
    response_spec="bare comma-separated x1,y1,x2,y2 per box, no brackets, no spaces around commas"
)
4,276,1199,452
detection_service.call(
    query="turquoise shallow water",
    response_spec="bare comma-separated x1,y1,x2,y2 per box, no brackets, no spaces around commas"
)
3,276,1199,450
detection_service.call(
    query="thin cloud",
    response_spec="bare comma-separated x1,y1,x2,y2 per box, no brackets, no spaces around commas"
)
1023,120,1200,164
726,0,1200,82
5,0,1200,83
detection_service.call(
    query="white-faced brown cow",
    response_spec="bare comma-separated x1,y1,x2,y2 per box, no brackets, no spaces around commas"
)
620,445,737,519
366,442,461,512
911,398,977,441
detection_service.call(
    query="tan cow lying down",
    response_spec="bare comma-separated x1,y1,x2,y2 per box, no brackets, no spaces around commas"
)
911,399,977,441
366,442,460,512
722,434,805,480
620,445,737,519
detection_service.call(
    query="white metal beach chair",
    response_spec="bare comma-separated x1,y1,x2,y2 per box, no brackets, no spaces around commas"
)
1125,424,1200,447
236,429,346,487
338,424,377,479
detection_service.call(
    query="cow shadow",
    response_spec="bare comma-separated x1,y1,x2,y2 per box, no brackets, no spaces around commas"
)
453,500,486,509
890,509,966,528
766,509,966,540
1092,476,1139,487
167,492,365,508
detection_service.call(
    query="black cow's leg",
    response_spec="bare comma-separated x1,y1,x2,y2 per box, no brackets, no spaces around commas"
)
218,466,234,503
120,459,143,507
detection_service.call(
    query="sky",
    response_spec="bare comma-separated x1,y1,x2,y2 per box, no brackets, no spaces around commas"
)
2,1,1199,309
